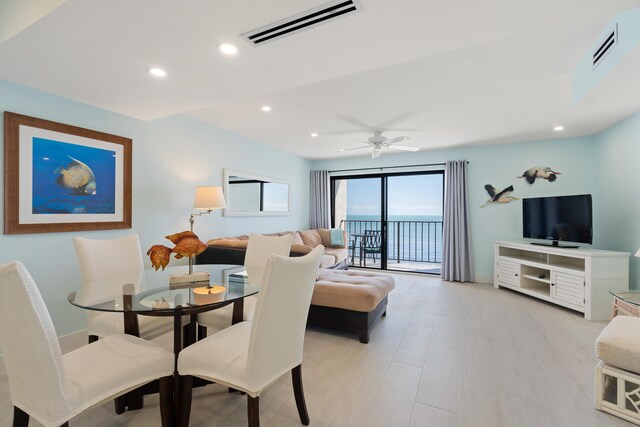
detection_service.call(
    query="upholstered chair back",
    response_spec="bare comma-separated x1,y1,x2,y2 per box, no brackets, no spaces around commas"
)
0,262,71,423
244,233,293,285
73,234,144,283
246,246,323,391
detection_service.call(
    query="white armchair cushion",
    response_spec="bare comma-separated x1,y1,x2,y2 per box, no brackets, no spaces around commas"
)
178,322,252,392
64,334,174,419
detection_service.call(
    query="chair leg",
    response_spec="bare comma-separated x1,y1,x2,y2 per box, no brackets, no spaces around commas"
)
114,395,127,414
197,324,207,341
247,395,260,427
178,375,193,427
13,406,29,427
291,365,310,425
159,376,175,427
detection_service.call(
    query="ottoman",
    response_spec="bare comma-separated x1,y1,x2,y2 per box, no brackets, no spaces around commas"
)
595,315,640,425
307,269,395,343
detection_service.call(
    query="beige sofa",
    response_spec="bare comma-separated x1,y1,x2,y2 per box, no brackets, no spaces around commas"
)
197,229,348,269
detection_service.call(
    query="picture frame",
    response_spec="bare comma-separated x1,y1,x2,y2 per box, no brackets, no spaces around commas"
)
4,112,132,234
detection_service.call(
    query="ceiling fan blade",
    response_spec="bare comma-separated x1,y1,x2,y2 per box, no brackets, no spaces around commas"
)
388,145,420,152
386,136,411,144
335,115,375,131
339,146,371,152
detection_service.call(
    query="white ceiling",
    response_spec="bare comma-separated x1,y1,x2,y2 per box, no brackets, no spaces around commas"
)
1,0,639,159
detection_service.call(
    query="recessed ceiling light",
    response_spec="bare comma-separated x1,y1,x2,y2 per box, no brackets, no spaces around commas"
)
261,106,272,112
553,125,564,131
339,148,345,152
310,133,318,137
218,43,238,55
148,67,167,78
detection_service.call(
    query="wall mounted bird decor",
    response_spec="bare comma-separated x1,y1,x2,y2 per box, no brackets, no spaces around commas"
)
517,166,561,184
481,184,519,207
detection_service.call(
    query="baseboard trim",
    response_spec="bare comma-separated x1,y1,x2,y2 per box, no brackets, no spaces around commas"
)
0,329,88,374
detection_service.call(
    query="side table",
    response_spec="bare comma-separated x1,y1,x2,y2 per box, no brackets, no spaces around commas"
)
610,291,640,318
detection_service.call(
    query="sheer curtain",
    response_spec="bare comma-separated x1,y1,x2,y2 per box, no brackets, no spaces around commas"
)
309,170,331,229
441,160,474,282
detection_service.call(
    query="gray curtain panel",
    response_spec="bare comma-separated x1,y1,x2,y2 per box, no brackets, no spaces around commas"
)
309,170,331,229
441,160,474,282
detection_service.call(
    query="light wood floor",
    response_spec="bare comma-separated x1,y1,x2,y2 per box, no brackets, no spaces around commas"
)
0,273,632,426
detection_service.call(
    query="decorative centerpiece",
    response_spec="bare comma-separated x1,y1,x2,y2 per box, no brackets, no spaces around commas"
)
147,231,209,283
193,285,226,305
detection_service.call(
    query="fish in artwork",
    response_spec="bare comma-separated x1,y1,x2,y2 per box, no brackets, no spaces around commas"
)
480,184,519,207
517,166,561,184
54,156,97,195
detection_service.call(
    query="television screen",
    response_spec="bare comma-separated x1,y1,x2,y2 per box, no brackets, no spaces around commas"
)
522,194,592,244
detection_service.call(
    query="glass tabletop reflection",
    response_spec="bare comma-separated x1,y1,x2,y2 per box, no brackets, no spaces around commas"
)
68,264,261,315
610,291,640,307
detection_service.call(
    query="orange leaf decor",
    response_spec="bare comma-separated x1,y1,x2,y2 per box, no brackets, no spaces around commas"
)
147,231,208,269
165,230,198,244
147,245,172,271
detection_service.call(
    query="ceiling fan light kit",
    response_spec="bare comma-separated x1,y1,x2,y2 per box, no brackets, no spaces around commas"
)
341,130,419,158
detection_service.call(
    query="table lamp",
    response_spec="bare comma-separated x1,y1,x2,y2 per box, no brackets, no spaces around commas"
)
188,186,226,273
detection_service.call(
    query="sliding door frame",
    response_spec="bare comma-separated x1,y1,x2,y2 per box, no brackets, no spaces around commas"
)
330,169,444,273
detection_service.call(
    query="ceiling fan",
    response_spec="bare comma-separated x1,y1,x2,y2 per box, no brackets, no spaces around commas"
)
340,130,419,158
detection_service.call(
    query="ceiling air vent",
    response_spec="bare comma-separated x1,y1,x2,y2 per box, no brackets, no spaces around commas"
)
241,0,363,46
593,24,618,69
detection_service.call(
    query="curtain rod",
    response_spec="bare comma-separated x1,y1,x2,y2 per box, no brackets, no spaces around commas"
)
328,161,468,173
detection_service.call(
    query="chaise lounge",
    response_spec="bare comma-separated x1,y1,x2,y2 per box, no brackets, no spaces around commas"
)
196,229,395,342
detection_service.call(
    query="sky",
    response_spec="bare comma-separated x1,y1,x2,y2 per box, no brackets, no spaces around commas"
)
344,174,444,217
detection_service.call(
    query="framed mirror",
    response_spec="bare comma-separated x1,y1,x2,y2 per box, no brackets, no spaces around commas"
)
223,169,291,217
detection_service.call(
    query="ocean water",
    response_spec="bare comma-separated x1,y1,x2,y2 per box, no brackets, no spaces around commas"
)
344,214,443,262
31,137,116,214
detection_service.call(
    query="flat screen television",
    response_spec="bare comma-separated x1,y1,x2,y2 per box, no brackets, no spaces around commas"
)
522,194,592,247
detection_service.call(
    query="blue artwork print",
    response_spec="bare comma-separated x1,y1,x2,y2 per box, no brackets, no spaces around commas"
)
32,137,116,214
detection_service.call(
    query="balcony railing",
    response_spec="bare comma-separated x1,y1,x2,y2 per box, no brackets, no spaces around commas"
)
340,219,443,264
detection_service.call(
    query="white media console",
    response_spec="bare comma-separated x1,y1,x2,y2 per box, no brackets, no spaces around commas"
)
494,240,629,321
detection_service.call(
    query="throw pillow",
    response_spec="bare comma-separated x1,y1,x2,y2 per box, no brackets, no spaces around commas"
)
330,228,345,247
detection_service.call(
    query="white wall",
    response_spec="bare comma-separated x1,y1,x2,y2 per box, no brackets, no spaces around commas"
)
313,137,599,284
593,111,640,289
0,80,311,336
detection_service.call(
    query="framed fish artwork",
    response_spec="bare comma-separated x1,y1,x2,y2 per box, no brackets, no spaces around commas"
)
4,112,132,234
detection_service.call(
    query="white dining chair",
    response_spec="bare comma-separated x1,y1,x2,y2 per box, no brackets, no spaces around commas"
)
0,261,175,427
178,245,324,427
73,234,174,343
196,233,293,336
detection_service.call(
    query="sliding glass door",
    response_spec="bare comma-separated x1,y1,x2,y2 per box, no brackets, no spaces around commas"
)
331,171,443,274
332,176,384,269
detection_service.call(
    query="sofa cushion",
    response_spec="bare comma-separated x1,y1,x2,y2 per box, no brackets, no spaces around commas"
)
291,232,304,245
596,315,640,374
313,269,395,312
318,229,348,248
206,238,249,249
324,247,347,264
299,229,323,247
319,255,336,269
291,244,313,255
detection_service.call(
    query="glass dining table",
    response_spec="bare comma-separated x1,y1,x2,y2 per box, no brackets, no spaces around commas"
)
68,264,260,415
68,264,260,358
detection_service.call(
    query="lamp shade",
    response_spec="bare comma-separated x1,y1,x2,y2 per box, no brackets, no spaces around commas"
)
636,248,640,257
193,186,226,210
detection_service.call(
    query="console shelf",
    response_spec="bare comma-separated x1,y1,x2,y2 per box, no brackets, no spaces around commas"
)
494,240,629,321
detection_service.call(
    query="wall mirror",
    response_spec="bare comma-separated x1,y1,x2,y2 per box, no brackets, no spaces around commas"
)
223,169,291,216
